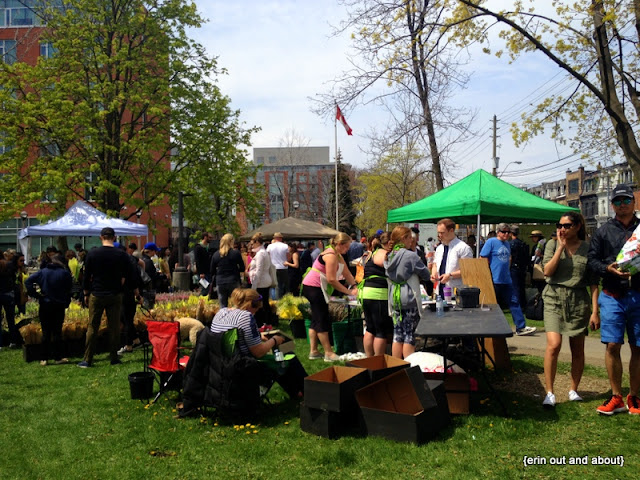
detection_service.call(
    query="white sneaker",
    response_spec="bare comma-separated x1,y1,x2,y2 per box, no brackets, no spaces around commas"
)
568,390,583,402
516,326,537,336
543,392,556,408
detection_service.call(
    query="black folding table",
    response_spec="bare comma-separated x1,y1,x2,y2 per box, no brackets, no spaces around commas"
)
415,304,513,414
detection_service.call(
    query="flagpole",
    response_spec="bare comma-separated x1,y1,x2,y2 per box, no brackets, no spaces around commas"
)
334,104,339,231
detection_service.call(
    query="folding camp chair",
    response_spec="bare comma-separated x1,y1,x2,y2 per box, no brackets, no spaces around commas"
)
144,320,190,404
220,328,277,403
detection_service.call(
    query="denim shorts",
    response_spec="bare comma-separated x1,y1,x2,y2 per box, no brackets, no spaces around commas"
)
598,290,640,346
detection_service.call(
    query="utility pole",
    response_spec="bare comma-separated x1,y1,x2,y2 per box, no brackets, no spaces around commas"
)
491,115,499,176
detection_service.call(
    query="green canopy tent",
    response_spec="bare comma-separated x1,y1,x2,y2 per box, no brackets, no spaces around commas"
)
387,169,579,255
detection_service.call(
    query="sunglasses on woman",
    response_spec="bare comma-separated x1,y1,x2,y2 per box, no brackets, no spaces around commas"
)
556,222,573,229
612,197,633,206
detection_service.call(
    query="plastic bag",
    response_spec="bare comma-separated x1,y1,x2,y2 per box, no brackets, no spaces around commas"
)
616,224,640,274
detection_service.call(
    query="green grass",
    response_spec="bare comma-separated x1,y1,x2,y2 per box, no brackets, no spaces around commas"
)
1,327,637,480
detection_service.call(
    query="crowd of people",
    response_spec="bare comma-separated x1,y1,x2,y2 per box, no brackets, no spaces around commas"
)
3,186,640,417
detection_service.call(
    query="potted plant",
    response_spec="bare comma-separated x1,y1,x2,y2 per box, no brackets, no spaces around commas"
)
276,294,309,338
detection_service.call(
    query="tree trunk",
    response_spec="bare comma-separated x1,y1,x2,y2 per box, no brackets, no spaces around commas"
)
592,0,640,183
423,94,445,191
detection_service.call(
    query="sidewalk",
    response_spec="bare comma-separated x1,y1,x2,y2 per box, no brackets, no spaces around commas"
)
506,329,630,369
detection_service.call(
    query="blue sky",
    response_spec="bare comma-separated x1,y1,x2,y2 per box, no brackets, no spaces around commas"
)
190,0,601,188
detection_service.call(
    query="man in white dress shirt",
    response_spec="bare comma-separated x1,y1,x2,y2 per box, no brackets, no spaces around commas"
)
430,218,473,297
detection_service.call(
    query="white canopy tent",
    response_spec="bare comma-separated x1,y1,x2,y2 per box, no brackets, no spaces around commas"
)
18,200,148,255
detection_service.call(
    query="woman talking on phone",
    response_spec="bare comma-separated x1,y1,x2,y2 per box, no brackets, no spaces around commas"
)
541,211,599,408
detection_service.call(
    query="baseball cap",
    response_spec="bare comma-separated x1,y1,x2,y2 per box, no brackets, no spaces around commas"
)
143,242,161,251
611,184,634,200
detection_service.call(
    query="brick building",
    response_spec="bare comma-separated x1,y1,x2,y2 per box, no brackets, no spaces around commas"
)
0,2,171,255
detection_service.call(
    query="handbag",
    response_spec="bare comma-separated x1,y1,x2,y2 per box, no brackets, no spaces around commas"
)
525,293,544,320
140,266,152,287
532,263,545,281
269,261,278,288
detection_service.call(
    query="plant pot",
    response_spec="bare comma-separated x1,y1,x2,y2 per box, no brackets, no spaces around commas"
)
289,319,307,339
23,344,45,363
128,371,155,400
305,318,333,346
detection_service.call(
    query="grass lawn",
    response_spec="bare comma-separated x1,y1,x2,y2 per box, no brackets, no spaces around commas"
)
0,323,637,480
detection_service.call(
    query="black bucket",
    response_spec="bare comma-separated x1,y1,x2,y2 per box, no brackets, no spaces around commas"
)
128,371,154,400
289,319,307,339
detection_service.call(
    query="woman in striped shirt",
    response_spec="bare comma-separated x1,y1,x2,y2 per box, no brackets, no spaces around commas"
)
210,288,285,357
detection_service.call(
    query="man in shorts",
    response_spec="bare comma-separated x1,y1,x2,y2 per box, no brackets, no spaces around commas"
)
587,183,640,415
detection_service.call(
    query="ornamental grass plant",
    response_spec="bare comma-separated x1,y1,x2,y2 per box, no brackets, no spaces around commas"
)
0,318,635,480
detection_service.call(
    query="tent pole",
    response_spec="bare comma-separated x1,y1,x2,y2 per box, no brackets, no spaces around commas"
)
334,107,339,231
476,213,481,257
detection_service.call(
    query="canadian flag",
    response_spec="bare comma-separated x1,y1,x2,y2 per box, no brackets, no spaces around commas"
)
336,105,353,136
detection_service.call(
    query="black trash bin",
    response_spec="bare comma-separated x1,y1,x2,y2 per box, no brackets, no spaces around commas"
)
128,371,154,400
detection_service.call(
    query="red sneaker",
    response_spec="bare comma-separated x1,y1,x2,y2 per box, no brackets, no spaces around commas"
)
597,394,627,415
627,395,640,415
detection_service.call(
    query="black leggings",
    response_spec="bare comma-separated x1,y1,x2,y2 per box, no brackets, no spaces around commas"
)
255,287,273,327
40,302,66,361
302,285,330,333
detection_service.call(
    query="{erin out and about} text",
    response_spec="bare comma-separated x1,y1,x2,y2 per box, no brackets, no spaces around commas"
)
522,455,624,467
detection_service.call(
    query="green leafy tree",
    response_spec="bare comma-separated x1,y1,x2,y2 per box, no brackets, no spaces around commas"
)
355,140,435,235
0,0,259,226
449,0,640,180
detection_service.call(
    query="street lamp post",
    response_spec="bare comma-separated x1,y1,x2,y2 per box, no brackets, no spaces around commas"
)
173,192,191,292
498,161,522,178
19,211,28,255
20,210,28,229
293,200,299,218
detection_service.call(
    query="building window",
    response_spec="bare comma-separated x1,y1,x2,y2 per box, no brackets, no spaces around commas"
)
40,141,60,157
84,171,97,201
1,1,42,27
585,202,593,217
0,173,7,203
0,131,12,155
568,179,579,194
256,156,264,165
40,41,56,58
0,40,17,65
268,156,276,164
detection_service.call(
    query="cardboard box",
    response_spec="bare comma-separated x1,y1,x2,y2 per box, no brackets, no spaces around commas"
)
346,354,410,382
265,330,295,354
423,371,470,414
304,366,369,413
355,366,442,444
299,402,349,439
425,379,451,428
